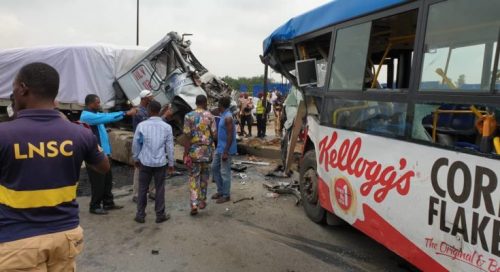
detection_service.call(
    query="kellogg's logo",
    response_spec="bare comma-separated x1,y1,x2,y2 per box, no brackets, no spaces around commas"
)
318,132,415,203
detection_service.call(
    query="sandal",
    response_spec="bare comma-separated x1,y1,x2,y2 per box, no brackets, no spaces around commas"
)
190,205,198,216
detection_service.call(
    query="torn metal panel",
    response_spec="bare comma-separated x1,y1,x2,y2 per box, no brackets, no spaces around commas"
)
116,31,237,135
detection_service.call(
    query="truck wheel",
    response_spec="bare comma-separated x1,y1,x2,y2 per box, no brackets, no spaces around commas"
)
300,150,325,223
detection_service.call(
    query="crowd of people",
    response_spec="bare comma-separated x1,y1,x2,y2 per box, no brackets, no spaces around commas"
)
237,89,285,139
0,62,238,270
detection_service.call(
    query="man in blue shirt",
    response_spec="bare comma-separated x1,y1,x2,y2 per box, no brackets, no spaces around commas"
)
211,96,237,203
132,90,155,203
80,94,136,215
132,100,175,223
0,62,110,270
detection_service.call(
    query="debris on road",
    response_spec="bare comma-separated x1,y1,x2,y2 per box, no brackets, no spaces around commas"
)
151,250,159,255
234,173,248,179
231,164,247,172
247,155,259,162
166,171,183,179
265,192,279,198
266,165,291,178
233,196,254,204
233,160,270,166
263,181,301,205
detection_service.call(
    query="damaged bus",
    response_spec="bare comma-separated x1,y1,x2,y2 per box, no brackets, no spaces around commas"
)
263,0,499,271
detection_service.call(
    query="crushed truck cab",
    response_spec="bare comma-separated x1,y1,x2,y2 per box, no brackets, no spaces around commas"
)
0,31,236,136
116,31,236,135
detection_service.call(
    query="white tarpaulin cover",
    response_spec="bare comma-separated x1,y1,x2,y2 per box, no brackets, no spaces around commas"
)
0,44,145,108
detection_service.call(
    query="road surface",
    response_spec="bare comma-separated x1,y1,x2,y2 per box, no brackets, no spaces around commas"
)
76,156,416,272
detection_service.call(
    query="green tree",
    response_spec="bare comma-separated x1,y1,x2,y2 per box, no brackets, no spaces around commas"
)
221,75,274,92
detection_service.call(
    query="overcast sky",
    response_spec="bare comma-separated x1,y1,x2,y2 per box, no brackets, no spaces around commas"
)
0,0,330,80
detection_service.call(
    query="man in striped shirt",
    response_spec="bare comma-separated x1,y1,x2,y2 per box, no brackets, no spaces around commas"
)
132,100,174,223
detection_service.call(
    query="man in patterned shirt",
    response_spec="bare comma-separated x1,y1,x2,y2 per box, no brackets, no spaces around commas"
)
183,95,216,215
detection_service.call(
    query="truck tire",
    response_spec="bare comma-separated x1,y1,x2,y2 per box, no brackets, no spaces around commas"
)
299,150,326,223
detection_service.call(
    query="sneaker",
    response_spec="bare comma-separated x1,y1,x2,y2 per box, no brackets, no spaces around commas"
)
155,214,170,223
134,216,145,223
215,197,230,204
199,201,207,210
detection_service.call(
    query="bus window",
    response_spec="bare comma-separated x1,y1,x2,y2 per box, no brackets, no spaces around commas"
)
366,10,417,90
329,22,371,90
321,98,407,137
296,33,332,87
497,46,500,90
412,103,500,156
420,0,500,91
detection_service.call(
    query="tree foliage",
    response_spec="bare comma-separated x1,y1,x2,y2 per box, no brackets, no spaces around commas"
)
221,75,274,91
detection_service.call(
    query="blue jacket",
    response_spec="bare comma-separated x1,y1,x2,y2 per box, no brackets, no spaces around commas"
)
80,110,125,155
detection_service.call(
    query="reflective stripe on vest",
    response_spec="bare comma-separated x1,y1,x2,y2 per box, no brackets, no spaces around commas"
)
0,183,77,209
256,100,265,114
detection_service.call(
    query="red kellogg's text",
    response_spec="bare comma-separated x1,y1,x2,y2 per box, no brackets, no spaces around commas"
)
318,132,415,203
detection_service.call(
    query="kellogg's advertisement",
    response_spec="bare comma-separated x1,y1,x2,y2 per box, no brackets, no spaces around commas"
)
308,117,499,272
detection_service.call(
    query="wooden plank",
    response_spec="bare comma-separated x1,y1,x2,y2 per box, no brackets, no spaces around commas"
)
285,100,306,173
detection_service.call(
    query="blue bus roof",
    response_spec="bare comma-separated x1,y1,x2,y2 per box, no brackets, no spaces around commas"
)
263,0,407,55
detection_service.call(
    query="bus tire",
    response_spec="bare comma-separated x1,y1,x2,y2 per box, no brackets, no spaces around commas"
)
300,150,326,223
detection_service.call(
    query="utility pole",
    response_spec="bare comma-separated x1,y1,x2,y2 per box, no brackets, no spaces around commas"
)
136,0,139,45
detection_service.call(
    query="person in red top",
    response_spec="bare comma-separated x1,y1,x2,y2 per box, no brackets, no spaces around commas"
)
0,62,110,270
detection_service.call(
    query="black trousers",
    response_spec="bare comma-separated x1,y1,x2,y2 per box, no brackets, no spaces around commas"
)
136,165,166,219
240,114,252,136
256,114,266,137
87,165,114,210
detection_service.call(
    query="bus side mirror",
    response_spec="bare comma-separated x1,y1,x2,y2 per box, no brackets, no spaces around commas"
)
296,59,318,87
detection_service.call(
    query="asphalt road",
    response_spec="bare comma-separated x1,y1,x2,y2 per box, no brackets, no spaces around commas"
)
76,156,417,272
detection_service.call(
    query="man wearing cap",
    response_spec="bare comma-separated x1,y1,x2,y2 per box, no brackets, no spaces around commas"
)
132,90,155,203
80,94,137,215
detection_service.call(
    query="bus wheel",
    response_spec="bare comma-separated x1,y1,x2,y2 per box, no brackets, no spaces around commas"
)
300,150,326,223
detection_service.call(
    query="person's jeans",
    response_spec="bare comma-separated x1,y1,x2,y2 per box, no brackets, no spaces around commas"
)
212,153,232,198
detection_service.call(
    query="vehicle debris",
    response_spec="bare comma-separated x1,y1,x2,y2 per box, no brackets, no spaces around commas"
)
0,31,238,137
265,165,291,178
233,196,254,204
233,160,270,166
231,164,247,172
166,171,183,179
234,173,248,179
264,192,280,198
263,182,301,205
